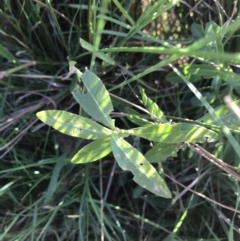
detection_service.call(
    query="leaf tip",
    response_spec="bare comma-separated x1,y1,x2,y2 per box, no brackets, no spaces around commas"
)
36,110,47,123
36,111,42,119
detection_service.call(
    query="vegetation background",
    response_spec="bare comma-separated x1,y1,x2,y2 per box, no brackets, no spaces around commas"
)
1,0,240,240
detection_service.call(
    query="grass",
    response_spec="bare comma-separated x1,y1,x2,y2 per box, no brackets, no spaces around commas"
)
1,0,240,240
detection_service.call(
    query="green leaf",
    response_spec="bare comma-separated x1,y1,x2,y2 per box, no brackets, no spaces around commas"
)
36,110,112,139
71,137,111,164
204,21,223,54
131,123,219,143
70,73,82,93
69,61,77,71
145,143,178,163
167,64,240,86
184,64,240,86
191,23,205,40
226,125,240,133
197,100,240,125
211,75,222,90
127,114,152,127
166,70,201,83
132,186,145,199
205,21,220,35
111,134,171,198
190,92,216,107
125,107,152,126
139,86,168,123
72,69,115,129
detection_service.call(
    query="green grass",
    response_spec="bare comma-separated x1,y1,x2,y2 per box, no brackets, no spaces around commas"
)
1,0,240,240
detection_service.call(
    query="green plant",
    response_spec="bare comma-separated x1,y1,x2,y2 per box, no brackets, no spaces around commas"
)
36,62,220,199
2,0,240,239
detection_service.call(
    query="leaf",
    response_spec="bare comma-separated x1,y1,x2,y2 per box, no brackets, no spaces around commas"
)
36,110,112,139
70,73,82,93
211,75,222,90
190,92,216,107
165,68,201,84
191,22,223,54
127,114,152,127
125,107,152,126
130,123,219,143
132,186,145,198
167,64,240,86
183,64,240,86
69,61,77,71
71,137,111,164
204,21,223,53
205,21,221,37
72,69,115,129
197,100,240,125
111,134,171,198
139,86,168,123
145,143,178,163
191,23,205,40
227,125,240,134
